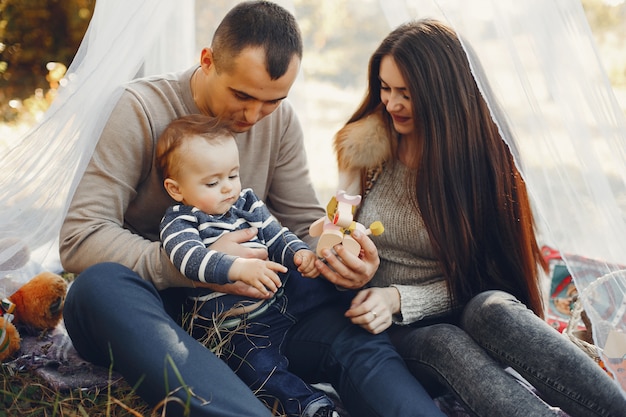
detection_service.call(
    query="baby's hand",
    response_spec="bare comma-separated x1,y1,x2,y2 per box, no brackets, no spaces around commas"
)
229,258,286,296
295,249,320,278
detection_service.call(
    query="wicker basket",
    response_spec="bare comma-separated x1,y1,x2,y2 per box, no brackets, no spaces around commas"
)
565,296,601,363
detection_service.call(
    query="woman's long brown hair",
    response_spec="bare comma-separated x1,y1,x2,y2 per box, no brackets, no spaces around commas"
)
347,19,547,317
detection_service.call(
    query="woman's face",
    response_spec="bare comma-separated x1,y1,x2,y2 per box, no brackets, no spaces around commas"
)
379,55,414,136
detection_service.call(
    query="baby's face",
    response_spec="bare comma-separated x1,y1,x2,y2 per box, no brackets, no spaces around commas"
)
174,135,241,215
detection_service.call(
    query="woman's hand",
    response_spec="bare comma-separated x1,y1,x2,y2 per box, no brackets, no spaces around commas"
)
345,286,400,334
315,230,380,289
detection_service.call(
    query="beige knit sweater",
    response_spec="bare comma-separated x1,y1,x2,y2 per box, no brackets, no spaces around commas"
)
60,66,323,290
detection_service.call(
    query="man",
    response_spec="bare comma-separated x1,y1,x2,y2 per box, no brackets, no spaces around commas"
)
60,2,443,417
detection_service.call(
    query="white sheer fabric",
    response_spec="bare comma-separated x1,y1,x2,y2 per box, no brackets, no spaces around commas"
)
423,0,626,394
0,0,192,297
324,0,626,394
0,0,623,395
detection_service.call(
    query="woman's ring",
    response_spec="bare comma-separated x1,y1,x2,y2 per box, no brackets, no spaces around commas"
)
371,310,377,319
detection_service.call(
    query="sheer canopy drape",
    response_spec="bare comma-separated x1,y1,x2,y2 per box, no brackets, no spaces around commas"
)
0,0,194,297
402,0,626,394
0,0,623,395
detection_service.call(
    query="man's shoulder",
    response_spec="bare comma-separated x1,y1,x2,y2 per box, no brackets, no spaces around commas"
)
123,69,187,97
272,99,296,122
108,66,196,130
239,99,300,146
253,99,296,127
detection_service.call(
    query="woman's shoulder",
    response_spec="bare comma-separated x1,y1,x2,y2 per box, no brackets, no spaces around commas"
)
335,112,393,172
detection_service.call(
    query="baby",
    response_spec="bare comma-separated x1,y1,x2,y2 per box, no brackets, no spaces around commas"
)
157,114,340,417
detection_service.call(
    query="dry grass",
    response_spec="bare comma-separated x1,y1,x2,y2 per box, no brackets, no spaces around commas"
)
0,365,150,417
0,272,151,416
0,359,224,417
0,298,289,417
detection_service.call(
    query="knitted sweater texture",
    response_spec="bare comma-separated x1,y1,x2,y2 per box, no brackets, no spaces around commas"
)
357,160,451,324
160,188,309,286
60,66,323,290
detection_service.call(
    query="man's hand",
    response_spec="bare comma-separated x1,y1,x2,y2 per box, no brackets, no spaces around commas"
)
208,228,268,260
315,229,379,289
194,281,274,299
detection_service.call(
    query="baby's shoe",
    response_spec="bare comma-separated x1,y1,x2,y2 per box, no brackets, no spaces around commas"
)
312,406,340,417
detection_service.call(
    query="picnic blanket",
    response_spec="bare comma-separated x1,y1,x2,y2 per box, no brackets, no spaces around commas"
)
2,323,123,392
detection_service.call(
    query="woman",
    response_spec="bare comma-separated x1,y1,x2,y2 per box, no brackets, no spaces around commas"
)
335,19,626,417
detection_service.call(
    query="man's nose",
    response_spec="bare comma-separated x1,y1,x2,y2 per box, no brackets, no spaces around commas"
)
243,102,263,123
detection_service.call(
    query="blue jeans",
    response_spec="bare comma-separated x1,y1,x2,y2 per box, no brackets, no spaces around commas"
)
191,272,347,417
64,262,445,417
388,290,626,417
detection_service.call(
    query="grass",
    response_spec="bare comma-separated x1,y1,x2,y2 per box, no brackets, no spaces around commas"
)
0,295,286,417
0,271,152,416
0,365,150,416
0,359,222,416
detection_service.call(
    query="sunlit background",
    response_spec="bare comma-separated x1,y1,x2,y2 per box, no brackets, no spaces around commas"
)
0,0,624,205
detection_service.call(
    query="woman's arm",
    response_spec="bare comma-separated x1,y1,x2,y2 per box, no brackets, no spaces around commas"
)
345,279,451,334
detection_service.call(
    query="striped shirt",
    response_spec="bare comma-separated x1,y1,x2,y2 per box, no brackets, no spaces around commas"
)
160,188,309,287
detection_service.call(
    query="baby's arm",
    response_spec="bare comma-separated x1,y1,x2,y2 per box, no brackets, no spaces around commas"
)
228,258,287,296
294,249,320,278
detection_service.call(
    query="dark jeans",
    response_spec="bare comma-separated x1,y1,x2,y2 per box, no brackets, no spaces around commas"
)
190,272,348,417
388,290,626,417
64,262,445,417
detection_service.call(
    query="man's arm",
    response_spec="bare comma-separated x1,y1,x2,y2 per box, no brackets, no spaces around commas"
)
59,90,190,290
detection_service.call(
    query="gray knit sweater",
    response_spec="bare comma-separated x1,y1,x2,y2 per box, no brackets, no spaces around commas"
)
357,160,451,324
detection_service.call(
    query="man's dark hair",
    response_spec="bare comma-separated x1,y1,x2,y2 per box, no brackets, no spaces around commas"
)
211,1,303,80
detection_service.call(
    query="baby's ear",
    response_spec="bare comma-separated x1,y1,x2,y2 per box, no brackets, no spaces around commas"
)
164,178,183,202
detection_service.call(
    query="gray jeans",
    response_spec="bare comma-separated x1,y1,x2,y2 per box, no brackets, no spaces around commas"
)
388,290,626,417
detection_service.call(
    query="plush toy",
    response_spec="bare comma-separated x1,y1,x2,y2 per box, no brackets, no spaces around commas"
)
0,272,68,362
309,189,384,257
0,238,67,362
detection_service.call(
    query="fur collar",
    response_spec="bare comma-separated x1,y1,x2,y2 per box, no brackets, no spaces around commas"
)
333,112,393,194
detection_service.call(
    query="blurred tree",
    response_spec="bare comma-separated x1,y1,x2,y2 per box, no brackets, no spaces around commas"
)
0,0,623,124
0,0,95,122
582,0,626,87
295,0,388,87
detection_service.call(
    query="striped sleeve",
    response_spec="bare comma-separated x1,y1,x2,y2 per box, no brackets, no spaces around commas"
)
239,189,310,270
160,205,235,284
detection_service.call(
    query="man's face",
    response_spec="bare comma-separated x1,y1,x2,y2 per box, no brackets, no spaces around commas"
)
195,47,300,133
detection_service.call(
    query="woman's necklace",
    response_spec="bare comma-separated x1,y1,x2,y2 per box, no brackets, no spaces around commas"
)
398,134,420,169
